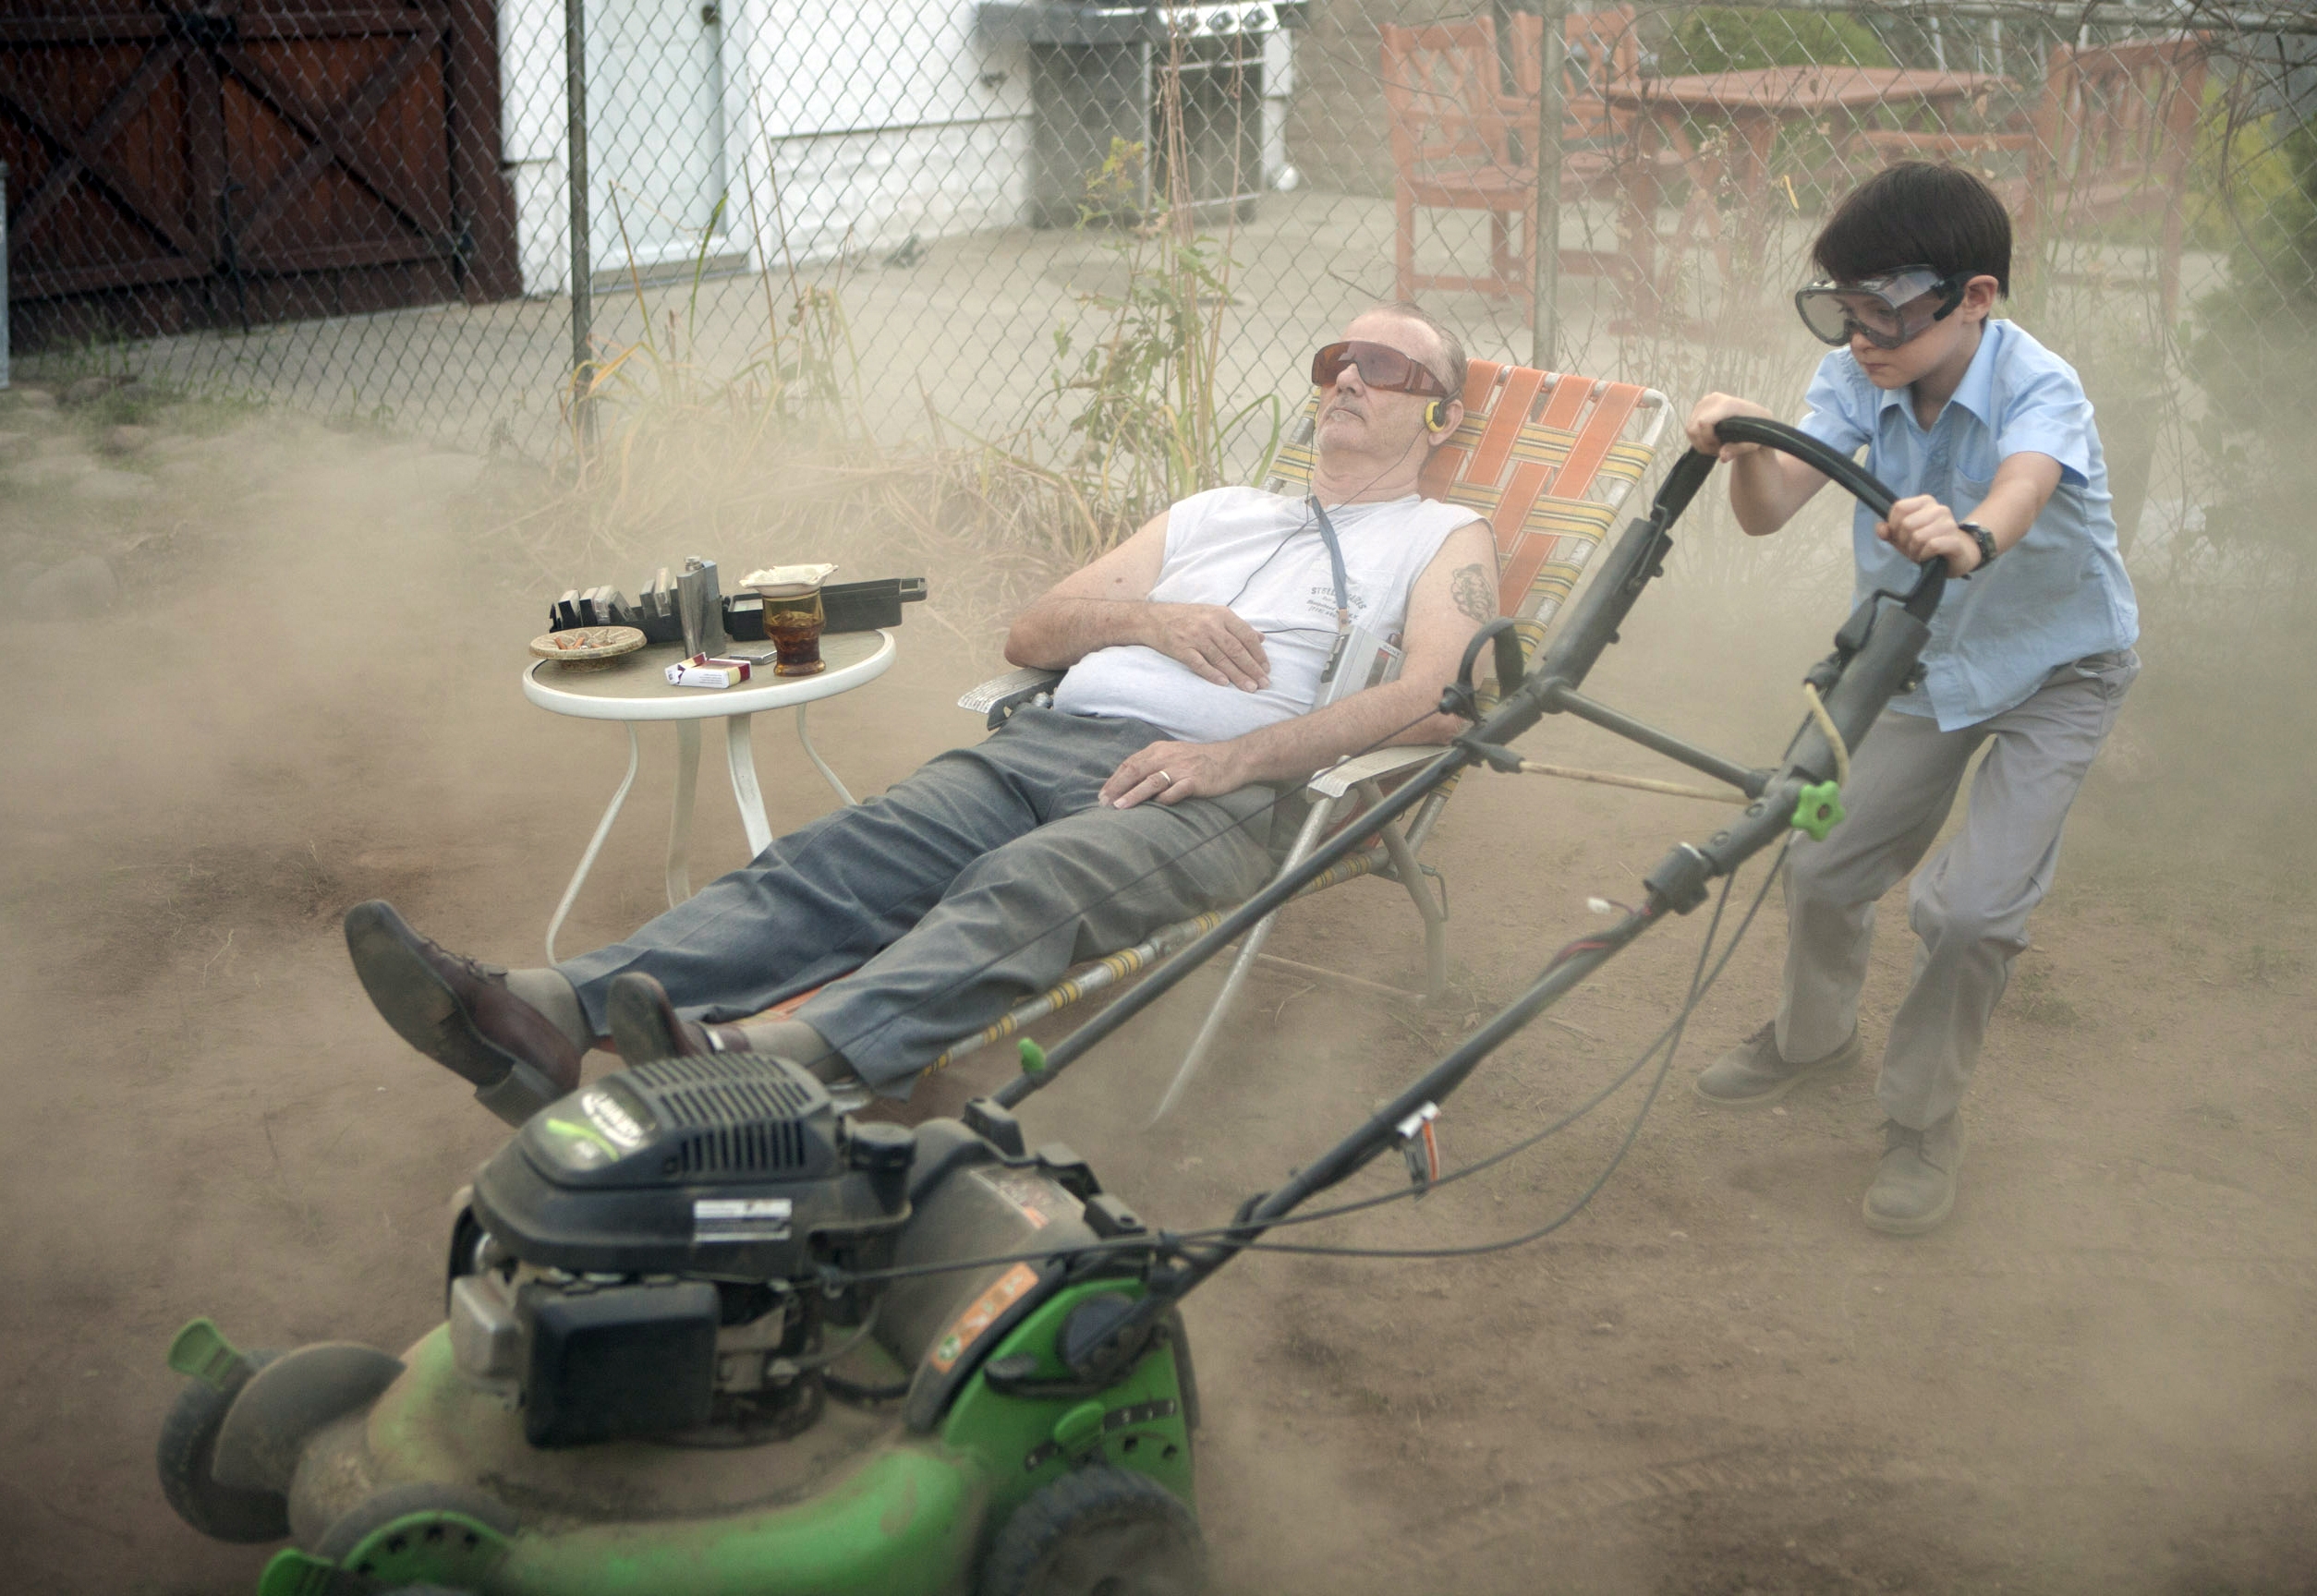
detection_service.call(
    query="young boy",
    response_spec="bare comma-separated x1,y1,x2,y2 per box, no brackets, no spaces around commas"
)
1686,163,2139,1236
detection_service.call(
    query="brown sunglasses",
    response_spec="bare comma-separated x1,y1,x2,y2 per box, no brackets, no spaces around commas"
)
1310,340,1450,399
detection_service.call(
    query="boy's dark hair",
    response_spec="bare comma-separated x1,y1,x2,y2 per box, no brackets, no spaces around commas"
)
1812,163,2012,296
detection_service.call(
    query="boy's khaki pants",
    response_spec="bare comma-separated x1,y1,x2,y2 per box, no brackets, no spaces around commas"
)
1775,650,2139,1130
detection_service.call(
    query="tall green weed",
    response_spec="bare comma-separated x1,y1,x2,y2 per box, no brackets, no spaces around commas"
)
1038,138,1281,545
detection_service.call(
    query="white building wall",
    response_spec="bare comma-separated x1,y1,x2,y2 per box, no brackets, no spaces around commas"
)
500,0,573,295
1261,27,1292,182
728,0,1032,267
749,117,1030,267
499,0,1292,295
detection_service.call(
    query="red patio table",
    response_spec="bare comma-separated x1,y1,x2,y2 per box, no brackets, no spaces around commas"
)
1603,64,2010,317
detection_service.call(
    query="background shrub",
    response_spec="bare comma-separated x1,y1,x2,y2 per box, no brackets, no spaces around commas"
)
1654,6,1895,76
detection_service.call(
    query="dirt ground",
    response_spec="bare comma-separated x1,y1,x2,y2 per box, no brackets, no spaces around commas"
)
1,386,2311,1595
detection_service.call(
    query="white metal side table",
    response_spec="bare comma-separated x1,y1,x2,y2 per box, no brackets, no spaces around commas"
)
521,629,896,961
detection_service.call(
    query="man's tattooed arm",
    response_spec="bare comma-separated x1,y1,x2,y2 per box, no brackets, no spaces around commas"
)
1450,562,1497,624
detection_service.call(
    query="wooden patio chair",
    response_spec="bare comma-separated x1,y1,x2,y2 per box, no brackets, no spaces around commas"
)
2031,35,2209,320
1853,35,2209,319
942,359,1670,1118
1507,6,1647,155
1508,6,1688,283
1382,18,1652,301
1383,19,1538,301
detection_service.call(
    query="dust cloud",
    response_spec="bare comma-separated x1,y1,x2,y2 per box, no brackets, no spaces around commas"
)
0,382,2310,1595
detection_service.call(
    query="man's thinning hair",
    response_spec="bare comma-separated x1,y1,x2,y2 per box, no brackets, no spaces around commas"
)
1377,300,1468,402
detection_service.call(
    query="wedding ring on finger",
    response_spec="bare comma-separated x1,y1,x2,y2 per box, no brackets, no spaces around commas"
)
1157,770,1175,788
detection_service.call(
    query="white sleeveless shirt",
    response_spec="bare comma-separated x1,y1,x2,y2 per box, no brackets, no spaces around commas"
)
1051,487,1478,743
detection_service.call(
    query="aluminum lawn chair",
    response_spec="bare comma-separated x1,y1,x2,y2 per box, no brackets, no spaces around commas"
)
943,359,1668,1116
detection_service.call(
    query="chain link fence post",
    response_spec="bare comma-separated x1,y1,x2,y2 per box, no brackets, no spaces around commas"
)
1,160,10,391
1529,0,1565,372
565,0,596,453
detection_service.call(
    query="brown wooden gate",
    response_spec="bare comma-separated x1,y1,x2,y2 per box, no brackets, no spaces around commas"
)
1,1,518,352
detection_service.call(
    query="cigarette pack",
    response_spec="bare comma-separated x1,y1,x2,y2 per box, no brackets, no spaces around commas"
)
665,654,752,689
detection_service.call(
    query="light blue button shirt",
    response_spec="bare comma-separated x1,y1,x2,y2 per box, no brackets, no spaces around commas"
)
1795,318,2139,731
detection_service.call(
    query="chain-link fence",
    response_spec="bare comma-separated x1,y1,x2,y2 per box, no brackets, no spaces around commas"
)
6,0,2317,582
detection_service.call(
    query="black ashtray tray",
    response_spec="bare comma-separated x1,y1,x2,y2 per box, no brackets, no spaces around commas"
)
725,576,928,641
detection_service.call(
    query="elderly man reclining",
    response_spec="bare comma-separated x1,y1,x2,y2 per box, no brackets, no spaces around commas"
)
346,302,1499,1122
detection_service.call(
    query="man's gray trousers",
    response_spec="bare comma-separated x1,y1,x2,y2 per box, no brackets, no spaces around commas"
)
557,707,1277,1091
1776,651,2137,1129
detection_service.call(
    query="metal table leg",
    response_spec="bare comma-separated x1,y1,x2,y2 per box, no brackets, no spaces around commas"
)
668,719,700,906
658,704,861,916
795,702,857,806
546,723,641,965
723,713,774,858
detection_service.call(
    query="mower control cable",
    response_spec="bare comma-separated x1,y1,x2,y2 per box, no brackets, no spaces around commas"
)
1212,846,1787,1259
814,839,1786,1303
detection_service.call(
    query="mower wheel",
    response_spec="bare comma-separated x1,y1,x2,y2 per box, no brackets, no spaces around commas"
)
156,1350,291,1543
315,1481,520,1589
978,1466,1206,1596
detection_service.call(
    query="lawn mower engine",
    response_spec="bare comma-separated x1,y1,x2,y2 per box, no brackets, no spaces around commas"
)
160,1055,1203,1596
448,1054,915,1448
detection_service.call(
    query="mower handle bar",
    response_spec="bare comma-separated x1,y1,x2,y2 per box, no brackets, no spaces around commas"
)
1704,417,1947,620
1711,415,1898,520
1095,423,1946,1299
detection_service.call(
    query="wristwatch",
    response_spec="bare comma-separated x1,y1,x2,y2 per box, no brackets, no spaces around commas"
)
1959,521,1999,574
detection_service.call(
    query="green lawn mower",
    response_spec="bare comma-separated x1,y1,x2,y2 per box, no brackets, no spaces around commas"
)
157,424,1947,1596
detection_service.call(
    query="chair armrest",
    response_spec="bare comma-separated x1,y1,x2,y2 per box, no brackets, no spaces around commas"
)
1306,744,1453,799
957,666,1064,729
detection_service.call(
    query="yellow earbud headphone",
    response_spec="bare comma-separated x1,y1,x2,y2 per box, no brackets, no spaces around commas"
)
1425,398,1449,432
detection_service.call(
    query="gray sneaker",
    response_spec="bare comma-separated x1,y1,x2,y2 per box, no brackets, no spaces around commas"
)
1692,1022,1862,1108
1862,1115,1966,1236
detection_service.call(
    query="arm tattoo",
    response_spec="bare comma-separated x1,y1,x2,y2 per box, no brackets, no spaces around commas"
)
1450,563,1496,624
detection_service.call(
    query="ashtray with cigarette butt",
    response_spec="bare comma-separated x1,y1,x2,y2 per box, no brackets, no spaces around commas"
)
528,625,646,669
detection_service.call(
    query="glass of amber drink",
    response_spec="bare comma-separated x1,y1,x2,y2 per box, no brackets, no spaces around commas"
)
761,583,826,675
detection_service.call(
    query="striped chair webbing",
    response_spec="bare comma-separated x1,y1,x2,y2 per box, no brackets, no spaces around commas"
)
1462,486,1617,631
1265,360,1656,635
1266,422,1318,490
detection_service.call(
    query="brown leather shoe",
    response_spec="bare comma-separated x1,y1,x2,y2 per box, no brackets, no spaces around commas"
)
605,972,723,1063
609,974,874,1114
343,901,580,1120
1862,1114,1966,1236
1693,1021,1862,1108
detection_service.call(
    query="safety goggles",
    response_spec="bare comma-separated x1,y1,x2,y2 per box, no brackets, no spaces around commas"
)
1793,267,1967,350
1311,340,1450,398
